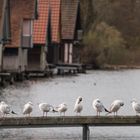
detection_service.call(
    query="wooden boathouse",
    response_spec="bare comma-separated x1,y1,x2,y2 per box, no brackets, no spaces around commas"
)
0,0,85,84
0,0,38,83
0,116,140,140
33,0,82,65
60,0,82,64
3,0,37,72
30,0,61,69
27,0,50,74
47,0,61,64
29,0,82,75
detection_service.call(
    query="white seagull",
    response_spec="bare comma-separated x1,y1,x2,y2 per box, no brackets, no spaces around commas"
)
131,99,140,115
39,103,54,117
74,96,83,115
54,103,68,116
107,100,124,116
0,101,17,117
23,102,33,117
92,99,109,116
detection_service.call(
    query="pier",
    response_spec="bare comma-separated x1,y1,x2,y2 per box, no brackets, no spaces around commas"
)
0,63,86,86
56,63,86,75
0,116,140,140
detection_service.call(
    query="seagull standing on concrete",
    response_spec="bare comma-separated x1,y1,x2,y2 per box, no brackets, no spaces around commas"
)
54,103,68,116
74,96,83,115
23,102,33,117
92,99,109,116
0,101,17,117
39,103,54,117
131,99,140,115
107,100,124,116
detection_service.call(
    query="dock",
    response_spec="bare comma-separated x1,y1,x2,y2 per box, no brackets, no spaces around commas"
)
56,63,86,75
0,116,140,140
0,63,86,86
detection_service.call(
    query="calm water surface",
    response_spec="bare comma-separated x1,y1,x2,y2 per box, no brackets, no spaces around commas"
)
0,70,140,140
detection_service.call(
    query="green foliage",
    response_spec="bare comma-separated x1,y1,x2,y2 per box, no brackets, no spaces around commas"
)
80,0,140,66
82,22,127,66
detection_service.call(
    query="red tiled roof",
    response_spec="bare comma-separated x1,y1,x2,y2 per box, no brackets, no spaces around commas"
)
33,0,49,45
33,0,61,45
5,0,36,48
50,0,61,43
61,0,79,40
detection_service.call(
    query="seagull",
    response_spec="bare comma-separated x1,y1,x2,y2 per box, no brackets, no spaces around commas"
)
107,100,124,116
74,96,83,115
131,99,140,115
23,102,33,117
54,103,68,116
92,99,109,116
0,101,17,117
39,103,54,117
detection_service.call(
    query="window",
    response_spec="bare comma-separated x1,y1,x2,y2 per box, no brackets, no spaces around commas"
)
21,19,33,48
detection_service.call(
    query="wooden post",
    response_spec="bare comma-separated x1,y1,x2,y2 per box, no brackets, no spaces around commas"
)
64,43,68,63
83,125,90,140
18,48,27,72
0,0,8,72
40,46,47,71
18,47,23,72
0,44,3,71
23,49,28,71
69,43,73,64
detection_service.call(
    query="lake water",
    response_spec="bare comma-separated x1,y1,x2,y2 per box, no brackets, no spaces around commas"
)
0,70,140,140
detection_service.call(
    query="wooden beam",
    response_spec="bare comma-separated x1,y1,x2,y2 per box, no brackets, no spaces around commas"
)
0,116,140,128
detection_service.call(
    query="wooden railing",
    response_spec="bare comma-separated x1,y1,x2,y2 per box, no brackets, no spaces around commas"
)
0,116,140,140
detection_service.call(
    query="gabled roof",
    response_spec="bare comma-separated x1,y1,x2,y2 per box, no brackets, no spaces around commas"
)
0,0,4,39
33,0,61,45
33,0,49,45
61,0,79,40
6,0,36,48
50,0,61,43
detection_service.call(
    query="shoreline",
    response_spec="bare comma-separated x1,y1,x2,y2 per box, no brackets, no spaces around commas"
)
102,64,140,70
85,64,140,70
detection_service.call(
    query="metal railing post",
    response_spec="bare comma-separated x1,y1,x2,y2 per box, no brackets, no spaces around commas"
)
82,125,90,140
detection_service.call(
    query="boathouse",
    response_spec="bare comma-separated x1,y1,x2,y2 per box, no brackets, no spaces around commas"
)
28,0,81,67
47,0,61,64
60,0,82,64
29,0,61,72
28,0,50,72
2,0,37,73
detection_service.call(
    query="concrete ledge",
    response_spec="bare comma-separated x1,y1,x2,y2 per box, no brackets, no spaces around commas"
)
0,116,140,128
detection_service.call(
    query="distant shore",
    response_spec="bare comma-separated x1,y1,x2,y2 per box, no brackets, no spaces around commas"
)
102,64,140,70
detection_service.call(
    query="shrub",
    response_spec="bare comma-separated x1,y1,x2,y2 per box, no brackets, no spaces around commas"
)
81,22,127,67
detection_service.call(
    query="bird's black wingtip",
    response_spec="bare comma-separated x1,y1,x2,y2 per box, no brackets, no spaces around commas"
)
104,108,110,113
11,111,17,115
